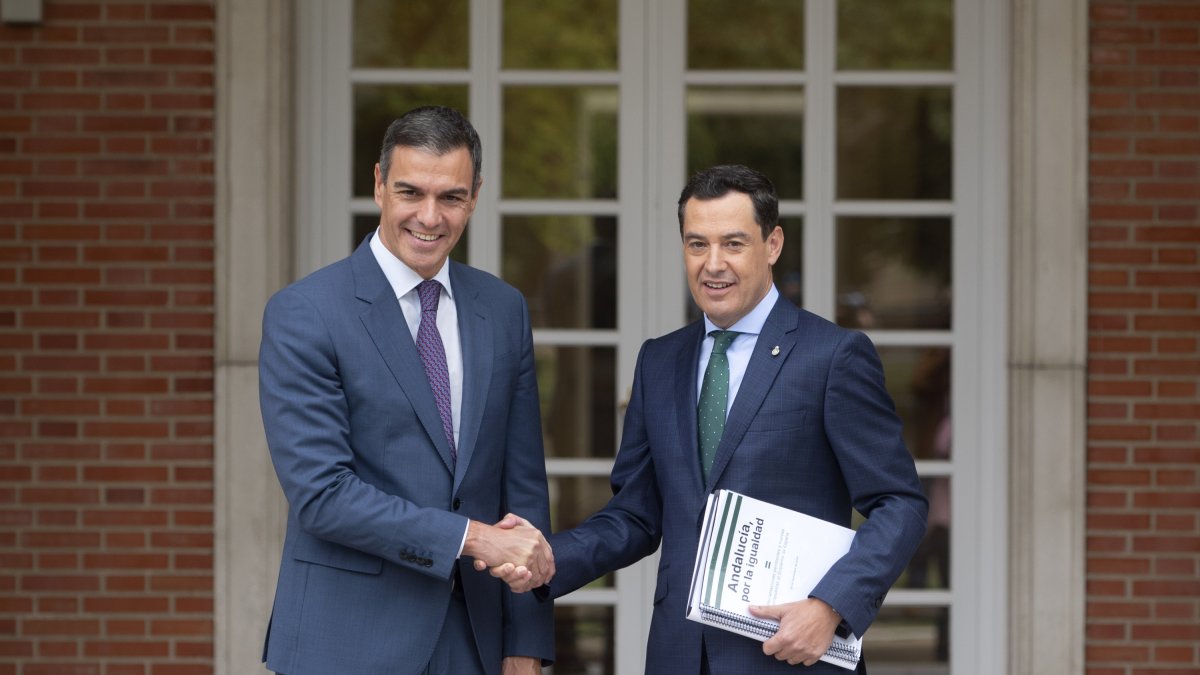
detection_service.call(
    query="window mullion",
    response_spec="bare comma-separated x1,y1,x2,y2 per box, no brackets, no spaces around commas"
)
804,0,837,321
469,0,502,275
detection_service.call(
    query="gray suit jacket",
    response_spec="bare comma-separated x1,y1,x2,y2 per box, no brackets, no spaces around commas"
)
550,297,927,674
259,238,553,675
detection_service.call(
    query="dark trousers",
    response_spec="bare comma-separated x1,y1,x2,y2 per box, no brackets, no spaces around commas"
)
424,591,486,675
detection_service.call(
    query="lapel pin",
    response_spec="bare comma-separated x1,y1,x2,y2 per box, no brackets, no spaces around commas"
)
771,345,780,357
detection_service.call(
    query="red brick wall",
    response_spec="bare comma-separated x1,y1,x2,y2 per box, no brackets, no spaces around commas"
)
1,0,1197,673
1088,2,1200,673
0,2,215,673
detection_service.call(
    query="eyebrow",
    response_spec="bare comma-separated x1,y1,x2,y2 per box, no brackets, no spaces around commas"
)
390,181,471,198
683,230,752,241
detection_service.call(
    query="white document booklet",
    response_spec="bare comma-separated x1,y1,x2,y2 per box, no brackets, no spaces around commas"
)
686,489,862,670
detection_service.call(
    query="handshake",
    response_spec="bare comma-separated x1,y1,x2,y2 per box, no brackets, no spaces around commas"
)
463,513,554,593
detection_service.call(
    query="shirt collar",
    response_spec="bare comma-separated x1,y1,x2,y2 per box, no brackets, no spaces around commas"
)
703,284,779,337
369,227,454,300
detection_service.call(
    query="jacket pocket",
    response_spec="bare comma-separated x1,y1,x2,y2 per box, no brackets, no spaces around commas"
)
744,409,808,433
293,535,383,575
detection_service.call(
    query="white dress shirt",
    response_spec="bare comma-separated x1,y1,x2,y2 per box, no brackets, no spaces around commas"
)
370,231,470,555
370,230,463,447
696,284,780,416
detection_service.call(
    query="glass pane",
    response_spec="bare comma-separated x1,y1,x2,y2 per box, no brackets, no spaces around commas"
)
502,216,616,329
836,217,951,330
687,87,804,200
547,475,616,589
687,0,804,70
903,475,950,593
837,86,951,200
869,605,950,669
352,215,469,263
352,0,469,69
503,87,618,199
549,475,614,532
536,346,617,459
503,0,617,70
549,604,614,675
877,347,952,461
838,0,953,71
353,85,470,198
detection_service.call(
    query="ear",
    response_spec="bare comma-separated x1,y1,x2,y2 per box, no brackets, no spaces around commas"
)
373,163,384,208
468,176,484,211
766,225,784,265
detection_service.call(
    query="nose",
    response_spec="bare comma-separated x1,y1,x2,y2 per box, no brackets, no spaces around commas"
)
704,247,727,273
416,196,440,227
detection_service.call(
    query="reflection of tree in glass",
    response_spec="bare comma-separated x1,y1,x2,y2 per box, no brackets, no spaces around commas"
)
842,218,951,283
504,0,618,70
688,0,805,70
353,0,469,68
503,88,617,199
502,215,616,328
553,605,614,675
836,217,952,330
838,87,952,201
838,0,954,71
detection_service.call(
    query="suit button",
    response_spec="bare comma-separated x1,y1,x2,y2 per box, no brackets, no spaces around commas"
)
452,498,462,510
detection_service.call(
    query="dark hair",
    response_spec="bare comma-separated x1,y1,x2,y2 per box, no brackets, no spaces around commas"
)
676,164,779,239
378,106,483,196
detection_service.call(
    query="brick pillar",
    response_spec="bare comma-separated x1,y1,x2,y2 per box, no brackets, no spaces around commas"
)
1,2,216,672
1088,2,1200,673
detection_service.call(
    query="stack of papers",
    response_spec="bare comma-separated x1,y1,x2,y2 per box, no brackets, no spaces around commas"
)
686,489,862,670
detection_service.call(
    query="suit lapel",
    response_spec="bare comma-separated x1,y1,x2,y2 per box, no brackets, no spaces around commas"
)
355,244,456,476
675,322,706,495
704,299,799,491
451,264,491,490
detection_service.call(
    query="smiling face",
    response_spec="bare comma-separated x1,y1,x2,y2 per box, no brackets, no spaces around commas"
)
374,145,479,279
682,191,783,329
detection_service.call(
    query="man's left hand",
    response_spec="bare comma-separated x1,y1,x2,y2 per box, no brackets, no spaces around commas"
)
748,598,842,666
502,656,541,675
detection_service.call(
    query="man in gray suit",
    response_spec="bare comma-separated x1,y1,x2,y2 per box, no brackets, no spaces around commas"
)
259,106,553,675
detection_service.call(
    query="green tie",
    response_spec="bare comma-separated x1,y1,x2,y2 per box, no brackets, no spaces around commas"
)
698,330,739,480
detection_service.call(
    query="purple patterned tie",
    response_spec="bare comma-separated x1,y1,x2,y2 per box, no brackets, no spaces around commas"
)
416,279,456,465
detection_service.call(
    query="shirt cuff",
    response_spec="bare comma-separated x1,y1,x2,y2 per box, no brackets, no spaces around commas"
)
456,520,469,558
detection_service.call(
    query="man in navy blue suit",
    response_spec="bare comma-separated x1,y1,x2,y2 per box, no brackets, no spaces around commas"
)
258,106,554,675
487,164,927,673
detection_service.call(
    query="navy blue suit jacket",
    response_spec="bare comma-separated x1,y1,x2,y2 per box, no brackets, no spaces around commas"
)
258,239,553,674
550,297,927,674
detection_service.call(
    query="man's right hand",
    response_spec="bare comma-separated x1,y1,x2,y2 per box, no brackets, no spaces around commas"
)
464,514,554,592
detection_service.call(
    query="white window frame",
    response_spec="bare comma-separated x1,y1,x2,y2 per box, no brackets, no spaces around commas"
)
288,1,1010,672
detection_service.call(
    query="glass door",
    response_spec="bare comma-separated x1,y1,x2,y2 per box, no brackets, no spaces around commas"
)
311,2,653,672
298,0,1004,672
675,2,956,672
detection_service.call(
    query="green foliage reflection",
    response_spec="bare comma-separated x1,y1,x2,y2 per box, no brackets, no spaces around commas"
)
503,87,618,199
353,0,469,68
838,0,953,70
688,0,805,70
504,0,618,70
